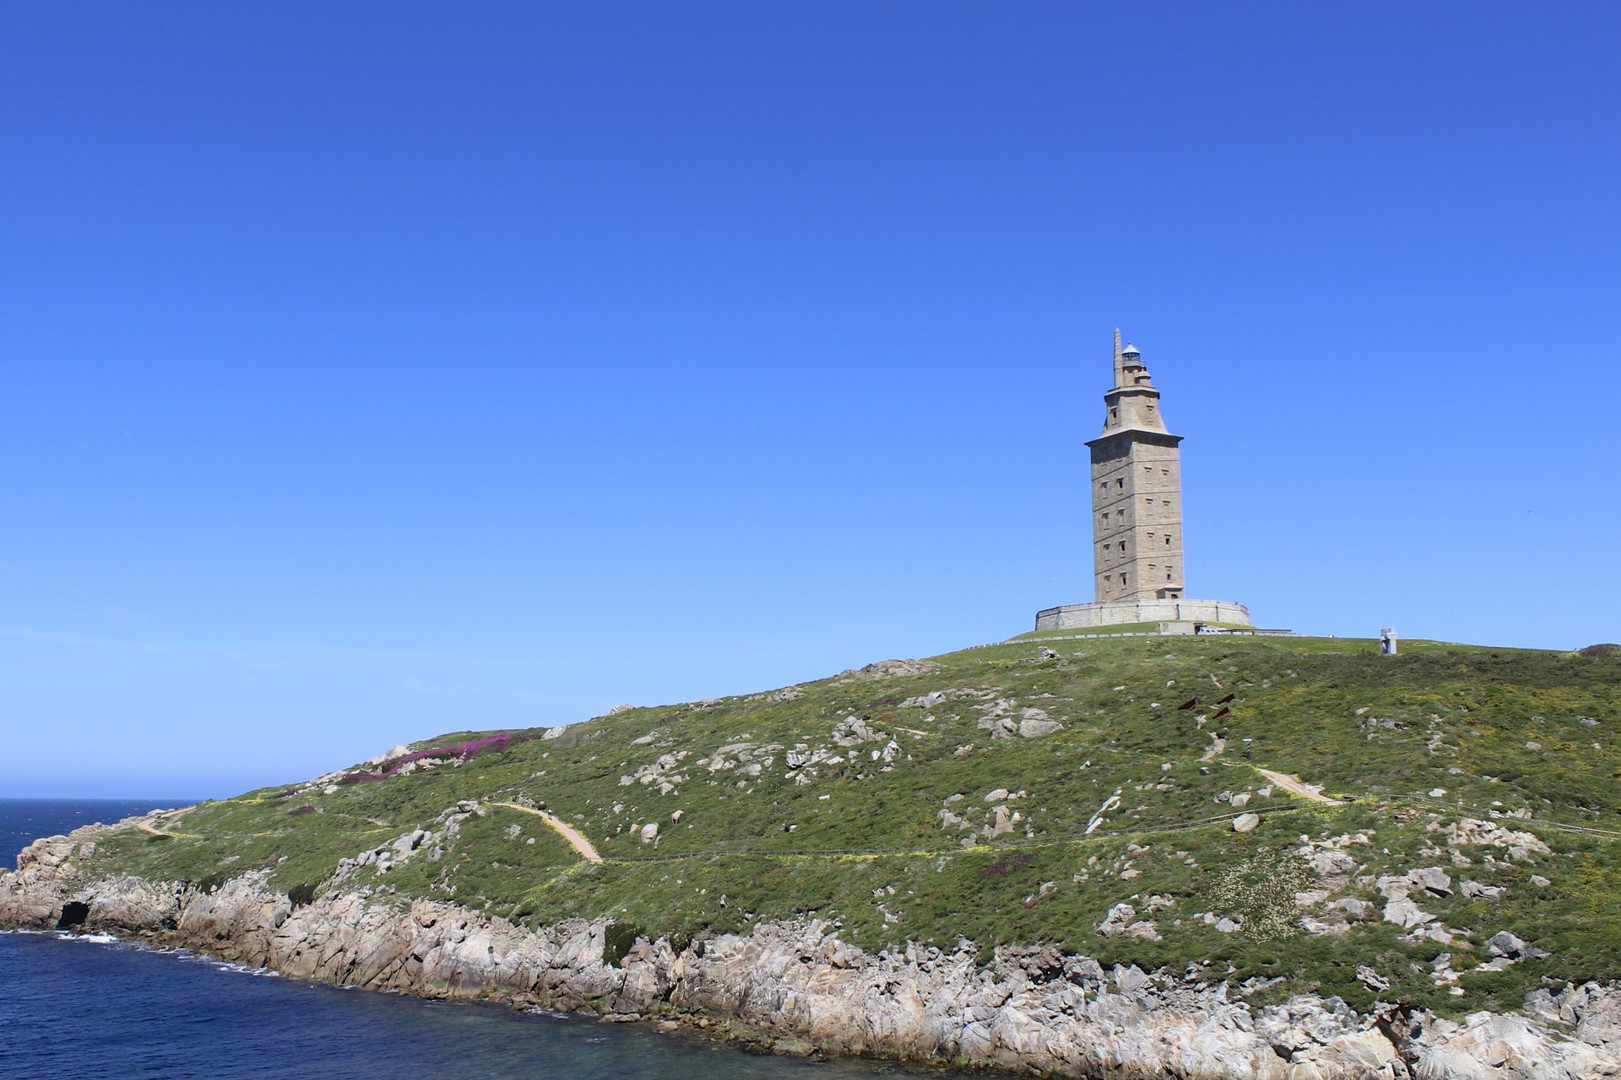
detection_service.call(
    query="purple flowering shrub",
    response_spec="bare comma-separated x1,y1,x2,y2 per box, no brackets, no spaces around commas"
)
979,853,1033,877
338,731,538,785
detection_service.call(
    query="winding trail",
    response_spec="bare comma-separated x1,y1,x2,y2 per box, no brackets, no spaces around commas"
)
491,803,603,863
1256,768,1345,806
132,817,201,840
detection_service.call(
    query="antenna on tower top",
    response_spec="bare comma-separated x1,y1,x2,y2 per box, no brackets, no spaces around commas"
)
1112,328,1125,387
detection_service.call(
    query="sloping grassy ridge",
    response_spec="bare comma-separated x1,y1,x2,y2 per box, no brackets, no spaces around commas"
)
82,634,1621,1017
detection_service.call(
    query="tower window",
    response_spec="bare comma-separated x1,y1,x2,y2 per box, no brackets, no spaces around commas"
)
1165,536,1172,545
1118,541,1125,552
1117,479,1124,489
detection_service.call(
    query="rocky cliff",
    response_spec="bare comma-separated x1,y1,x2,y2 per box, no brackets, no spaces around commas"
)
7,821,1620,1080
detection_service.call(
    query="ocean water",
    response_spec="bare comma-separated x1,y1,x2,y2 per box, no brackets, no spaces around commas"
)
0,799,960,1079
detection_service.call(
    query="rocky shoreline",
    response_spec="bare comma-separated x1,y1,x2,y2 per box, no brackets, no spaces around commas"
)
6,821,1620,1080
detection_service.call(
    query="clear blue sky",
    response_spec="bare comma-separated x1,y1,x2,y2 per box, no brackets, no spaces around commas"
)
3,2,1617,798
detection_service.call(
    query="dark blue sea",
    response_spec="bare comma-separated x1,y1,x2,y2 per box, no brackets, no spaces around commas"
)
0,799,958,1079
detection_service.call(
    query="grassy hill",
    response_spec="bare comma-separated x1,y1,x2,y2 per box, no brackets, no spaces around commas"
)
81,633,1621,1016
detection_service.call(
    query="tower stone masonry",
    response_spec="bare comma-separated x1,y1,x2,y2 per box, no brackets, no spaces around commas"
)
1088,330,1186,603
1033,331,1252,632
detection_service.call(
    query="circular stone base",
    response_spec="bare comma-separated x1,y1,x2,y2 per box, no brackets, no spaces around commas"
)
1034,599,1251,631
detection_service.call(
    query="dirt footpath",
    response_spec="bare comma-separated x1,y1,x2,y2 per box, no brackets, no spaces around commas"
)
1255,768,1345,805
491,802,604,862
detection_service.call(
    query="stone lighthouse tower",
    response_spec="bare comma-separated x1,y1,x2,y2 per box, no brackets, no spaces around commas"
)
1088,330,1186,602
1033,331,1252,632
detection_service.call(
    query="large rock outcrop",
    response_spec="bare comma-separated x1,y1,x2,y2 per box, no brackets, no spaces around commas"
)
5,823,1619,1080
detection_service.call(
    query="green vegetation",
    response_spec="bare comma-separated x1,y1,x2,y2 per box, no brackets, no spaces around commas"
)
80,634,1621,1017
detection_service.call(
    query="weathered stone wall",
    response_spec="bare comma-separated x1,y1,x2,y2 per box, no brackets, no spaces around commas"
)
1091,434,1187,602
1035,598,1252,631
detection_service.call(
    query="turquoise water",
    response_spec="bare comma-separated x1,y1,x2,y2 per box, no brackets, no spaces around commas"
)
0,800,960,1079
